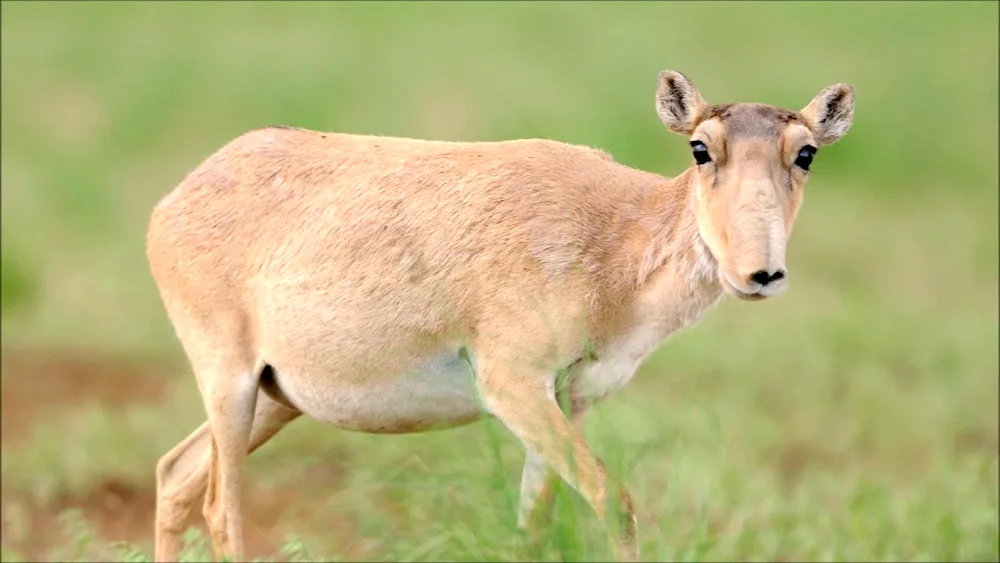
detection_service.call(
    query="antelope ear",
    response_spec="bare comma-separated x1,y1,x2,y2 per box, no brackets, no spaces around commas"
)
799,83,855,145
655,70,709,135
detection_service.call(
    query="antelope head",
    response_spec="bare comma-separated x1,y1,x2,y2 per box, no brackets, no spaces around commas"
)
656,70,855,300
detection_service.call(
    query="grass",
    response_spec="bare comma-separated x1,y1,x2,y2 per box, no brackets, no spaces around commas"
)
1,1,997,561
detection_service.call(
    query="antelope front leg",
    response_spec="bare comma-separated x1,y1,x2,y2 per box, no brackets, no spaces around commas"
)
477,358,638,562
517,403,589,533
517,450,557,532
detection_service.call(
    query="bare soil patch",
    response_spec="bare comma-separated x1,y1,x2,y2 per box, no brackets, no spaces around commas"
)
0,347,360,560
0,348,174,445
0,475,348,561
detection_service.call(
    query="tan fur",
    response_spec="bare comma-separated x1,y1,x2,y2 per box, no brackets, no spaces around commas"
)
147,70,854,562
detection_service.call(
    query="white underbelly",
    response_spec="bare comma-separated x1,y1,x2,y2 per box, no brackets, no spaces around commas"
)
274,347,485,433
573,353,645,400
572,323,673,400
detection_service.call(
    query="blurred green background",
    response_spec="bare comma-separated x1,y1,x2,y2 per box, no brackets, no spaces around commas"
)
1,1,997,561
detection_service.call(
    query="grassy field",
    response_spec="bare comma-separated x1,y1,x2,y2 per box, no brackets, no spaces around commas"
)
1,1,997,561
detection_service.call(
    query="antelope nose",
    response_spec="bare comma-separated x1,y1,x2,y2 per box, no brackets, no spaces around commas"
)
750,269,786,287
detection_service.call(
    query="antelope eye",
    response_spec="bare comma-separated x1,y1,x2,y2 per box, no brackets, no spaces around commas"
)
690,141,712,165
794,145,817,171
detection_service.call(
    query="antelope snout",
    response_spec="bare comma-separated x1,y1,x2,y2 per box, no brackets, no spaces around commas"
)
748,268,786,287
723,212,790,300
739,267,788,298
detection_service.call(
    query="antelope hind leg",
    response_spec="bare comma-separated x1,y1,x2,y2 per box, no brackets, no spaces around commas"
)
155,389,301,562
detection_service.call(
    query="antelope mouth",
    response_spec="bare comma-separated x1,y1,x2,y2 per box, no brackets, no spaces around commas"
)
720,272,771,302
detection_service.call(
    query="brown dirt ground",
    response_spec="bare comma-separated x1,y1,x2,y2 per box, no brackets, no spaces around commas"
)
0,348,359,561
0,348,175,446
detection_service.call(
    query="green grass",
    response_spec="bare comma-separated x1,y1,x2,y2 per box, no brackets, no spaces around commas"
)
1,1,997,561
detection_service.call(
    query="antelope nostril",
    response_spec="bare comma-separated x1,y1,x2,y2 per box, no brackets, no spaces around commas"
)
750,270,785,286
750,270,772,286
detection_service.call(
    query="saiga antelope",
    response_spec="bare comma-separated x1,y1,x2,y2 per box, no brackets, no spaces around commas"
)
147,70,855,562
